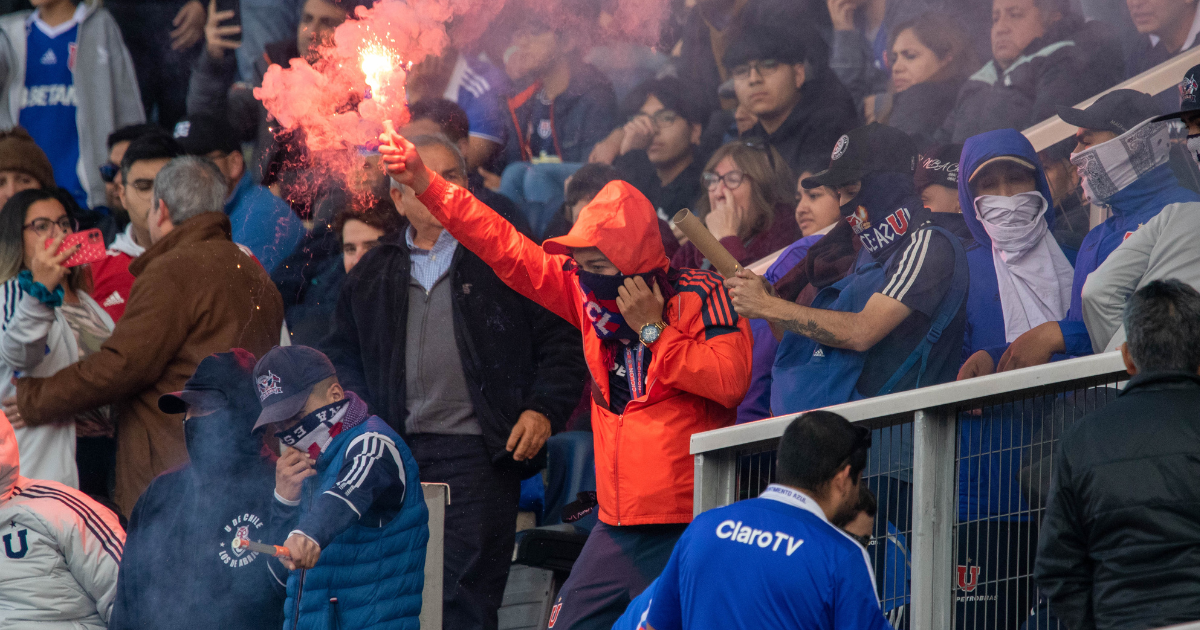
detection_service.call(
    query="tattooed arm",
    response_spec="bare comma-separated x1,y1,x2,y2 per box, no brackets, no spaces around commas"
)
725,269,911,353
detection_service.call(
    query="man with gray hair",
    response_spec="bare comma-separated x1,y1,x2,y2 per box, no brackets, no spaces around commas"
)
323,134,586,630
12,155,285,516
1035,279,1200,630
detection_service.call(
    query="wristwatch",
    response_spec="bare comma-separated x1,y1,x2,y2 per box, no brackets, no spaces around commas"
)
639,321,667,346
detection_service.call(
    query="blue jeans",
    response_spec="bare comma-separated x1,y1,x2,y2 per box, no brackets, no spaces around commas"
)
499,162,583,240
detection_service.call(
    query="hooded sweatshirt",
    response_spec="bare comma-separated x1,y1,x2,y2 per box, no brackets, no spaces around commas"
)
109,350,285,630
0,415,125,629
417,176,752,525
957,129,1073,363
89,223,146,321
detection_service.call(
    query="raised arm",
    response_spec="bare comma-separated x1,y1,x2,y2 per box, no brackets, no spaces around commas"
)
382,132,581,327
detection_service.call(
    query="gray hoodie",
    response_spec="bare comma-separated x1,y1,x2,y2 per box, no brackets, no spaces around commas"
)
0,1,144,208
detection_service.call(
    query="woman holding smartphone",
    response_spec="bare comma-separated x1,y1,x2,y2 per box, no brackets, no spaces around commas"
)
0,188,113,489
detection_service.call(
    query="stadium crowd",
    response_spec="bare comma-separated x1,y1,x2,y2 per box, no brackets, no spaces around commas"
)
2,0,1200,626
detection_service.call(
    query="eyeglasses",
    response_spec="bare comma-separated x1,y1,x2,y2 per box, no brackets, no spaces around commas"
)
24,217,73,238
703,170,749,191
99,162,119,184
126,179,154,196
731,59,784,81
630,110,682,127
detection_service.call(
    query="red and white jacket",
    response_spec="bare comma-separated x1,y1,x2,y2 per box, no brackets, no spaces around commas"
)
89,224,144,321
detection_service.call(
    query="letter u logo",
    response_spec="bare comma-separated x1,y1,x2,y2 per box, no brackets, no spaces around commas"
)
4,530,28,558
956,565,980,592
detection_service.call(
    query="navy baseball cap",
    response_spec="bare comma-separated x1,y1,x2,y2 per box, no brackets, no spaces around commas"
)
251,345,337,432
802,123,917,189
173,115,239,156
1152,64,1200,123
1057,89,1161,134
159,349,258,415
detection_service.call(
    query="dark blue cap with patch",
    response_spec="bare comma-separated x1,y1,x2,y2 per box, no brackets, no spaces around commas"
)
251,345,337,432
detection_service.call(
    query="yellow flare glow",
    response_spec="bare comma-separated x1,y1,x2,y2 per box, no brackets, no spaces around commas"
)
360,44,395,102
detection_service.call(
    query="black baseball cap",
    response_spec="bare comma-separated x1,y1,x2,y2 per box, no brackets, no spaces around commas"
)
159,349,258,415
1152,64,1200,123
251,345,338,432
1057,89,1161,134
173,115,240,156
801,123,917,189
914,144,963,192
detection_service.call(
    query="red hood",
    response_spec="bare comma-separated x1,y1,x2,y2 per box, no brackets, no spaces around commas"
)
543,181,670,275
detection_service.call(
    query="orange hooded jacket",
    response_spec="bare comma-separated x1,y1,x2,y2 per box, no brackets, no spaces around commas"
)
418,175,752,525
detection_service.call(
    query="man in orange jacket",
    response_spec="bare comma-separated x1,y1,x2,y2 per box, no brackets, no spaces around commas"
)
382,131,752,629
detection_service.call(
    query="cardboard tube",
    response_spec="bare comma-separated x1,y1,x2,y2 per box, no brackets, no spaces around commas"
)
672,209,742,278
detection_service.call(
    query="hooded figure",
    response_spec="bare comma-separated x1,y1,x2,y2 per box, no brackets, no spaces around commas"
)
109,349,286,630
958,129,1075,356
399,159,753,628
0,413,125,629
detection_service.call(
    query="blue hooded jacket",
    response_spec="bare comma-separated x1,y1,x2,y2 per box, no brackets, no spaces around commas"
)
1056,164,1200,355
956,129,1062,364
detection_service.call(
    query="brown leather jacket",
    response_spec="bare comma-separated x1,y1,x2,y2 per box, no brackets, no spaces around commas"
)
18,212,284,515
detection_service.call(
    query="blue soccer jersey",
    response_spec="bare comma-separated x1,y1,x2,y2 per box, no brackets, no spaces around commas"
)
645,484,892,630
19,5,86,207
442,54,509,145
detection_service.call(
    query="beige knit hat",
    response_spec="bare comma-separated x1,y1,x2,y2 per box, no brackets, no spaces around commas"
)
0,127,55,190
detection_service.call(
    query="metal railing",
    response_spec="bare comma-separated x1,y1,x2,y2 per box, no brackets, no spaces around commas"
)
692,351,1129,630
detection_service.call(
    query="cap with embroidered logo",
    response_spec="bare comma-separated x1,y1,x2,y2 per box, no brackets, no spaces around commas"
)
251,345,337,432
801,123,917,189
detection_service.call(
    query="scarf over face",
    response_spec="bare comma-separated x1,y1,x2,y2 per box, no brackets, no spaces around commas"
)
1070,118,1184,206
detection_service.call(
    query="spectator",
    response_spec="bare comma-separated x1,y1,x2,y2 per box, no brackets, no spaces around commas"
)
542,162,681,259
828,0,944,107
738,158,847,424
10,156,284,516
0,127,55,207
380,131,753,629
402,98,530,230
231,0,301,87
499,8,618,238
278,197,401,348
109,349,285,630
956,130,1074,373
1082,174,1200,352
102,123,161,220
1037,136,1091,261
105,0,202,129
938,0,1124,142
253,345,429,630
1035,279,1200,630
90,132,184,322
0,0,145,209
324,133,584,630
173,115,305,273
642,411,889,630
878,14,979,146
986,91,1200,373
727,123,968,413
915,143,963,214
0,413,124,629
0,188,113,488
1152,62,1200,164
406,48,511,169
672,141,800,270
726,19,860,176
611,77,706,221
1126,0,1200,79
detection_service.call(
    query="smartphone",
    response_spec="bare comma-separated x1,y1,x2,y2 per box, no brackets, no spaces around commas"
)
47,229,106,268
215,0,242,43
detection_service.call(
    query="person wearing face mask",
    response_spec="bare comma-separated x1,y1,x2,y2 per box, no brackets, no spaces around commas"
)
1151,63,1200,167
254,345,429,630
727,123,969,413
379,129,752,630
109,349,285,630
974,90,1200,373
957,130,1075,378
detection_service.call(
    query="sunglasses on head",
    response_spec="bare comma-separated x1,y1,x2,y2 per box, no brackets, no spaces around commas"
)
740,139,778,172
99,162,119,184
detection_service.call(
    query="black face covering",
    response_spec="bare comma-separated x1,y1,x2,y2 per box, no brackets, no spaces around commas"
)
839,171,923,262
185,408,262,477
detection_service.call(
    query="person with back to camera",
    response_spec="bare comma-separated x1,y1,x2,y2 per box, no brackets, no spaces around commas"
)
254,345,428,630
379,126,752,630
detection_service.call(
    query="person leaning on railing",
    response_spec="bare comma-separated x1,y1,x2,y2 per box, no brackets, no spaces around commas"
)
1035,279,1200,630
